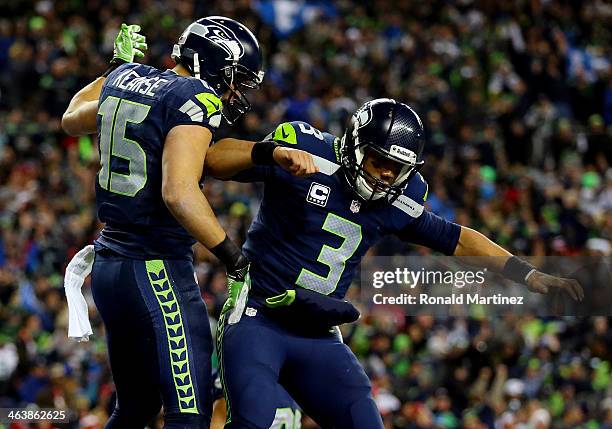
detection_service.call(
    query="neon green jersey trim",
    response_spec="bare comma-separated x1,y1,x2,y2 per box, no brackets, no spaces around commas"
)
195,92,222,118
273,122,297,145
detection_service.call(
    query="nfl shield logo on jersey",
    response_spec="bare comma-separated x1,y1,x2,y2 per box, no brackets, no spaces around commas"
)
350,200,361,213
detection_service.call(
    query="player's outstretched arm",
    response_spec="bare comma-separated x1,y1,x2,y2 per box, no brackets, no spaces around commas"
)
453,226,513,266
205,137,318,179
61,24,147,136
454,226,584,301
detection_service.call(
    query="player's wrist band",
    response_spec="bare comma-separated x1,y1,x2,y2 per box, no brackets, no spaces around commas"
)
252,140,279,165
102,58,127,78
210,235,246,271
502,256,537,285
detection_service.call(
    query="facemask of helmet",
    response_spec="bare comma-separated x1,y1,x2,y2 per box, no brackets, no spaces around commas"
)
340,99,425,204
341,134,422,203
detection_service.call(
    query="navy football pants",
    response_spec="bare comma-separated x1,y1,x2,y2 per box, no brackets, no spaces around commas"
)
91,249,212,428
217,307,383,429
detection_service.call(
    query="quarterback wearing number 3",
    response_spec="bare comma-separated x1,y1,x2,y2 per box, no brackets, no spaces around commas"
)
206,98,584,428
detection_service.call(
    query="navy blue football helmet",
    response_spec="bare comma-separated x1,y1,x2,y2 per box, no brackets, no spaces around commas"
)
340,98,425,203
171,16,265,124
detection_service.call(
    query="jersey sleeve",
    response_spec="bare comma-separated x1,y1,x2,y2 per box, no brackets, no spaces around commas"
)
397,210,461,255
268,122,334,152
269,121,342,172
163,79,223,134
387,173,460,255
267,122,300,146
231,121,337,183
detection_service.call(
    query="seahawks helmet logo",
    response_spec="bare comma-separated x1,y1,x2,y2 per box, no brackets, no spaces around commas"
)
354,104,373,129
189,22,244,62
351,103,373,143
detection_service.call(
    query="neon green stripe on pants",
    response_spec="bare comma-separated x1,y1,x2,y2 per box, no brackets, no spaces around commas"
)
145,259,198,414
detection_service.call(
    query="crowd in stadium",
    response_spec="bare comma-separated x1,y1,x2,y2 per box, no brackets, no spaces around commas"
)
0,0,611,427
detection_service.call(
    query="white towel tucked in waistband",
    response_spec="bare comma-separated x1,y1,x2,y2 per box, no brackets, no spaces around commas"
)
64,245,95,342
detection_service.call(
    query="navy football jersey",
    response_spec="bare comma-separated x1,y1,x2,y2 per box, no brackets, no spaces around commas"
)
239,121,461,299
94,63,223,260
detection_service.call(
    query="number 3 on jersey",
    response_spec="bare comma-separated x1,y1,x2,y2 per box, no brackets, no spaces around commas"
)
98,96,150,196
296,213,362,294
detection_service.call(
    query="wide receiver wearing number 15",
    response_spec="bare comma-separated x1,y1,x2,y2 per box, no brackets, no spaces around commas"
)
61,19,316,429
205,99,585,428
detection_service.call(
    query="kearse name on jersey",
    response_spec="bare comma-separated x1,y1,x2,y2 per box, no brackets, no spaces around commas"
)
111,69,169,97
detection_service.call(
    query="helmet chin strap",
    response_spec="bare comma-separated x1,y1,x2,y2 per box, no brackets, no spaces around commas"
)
193,52,200,79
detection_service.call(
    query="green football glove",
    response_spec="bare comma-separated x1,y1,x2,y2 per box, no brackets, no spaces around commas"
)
112,23,147,63
221,263,251,324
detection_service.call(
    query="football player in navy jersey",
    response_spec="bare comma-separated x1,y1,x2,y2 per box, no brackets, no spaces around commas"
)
203,98,584,429
61,20,316,429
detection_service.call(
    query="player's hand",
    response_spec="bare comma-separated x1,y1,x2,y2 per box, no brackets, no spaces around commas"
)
112,23,147,63
221,258,251,321
526,271,584,301
273,147,319,177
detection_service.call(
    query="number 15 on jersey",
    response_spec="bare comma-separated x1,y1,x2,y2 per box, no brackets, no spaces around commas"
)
98,96,150,197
